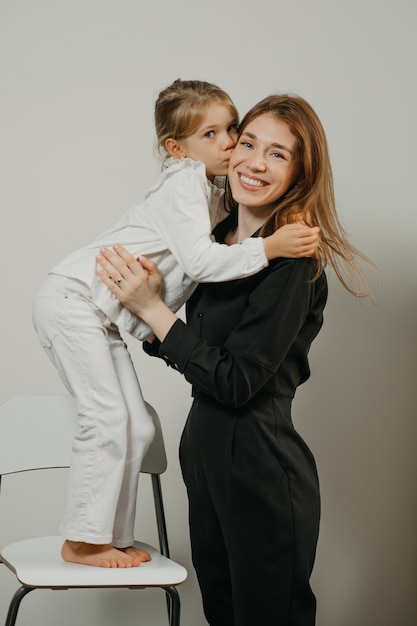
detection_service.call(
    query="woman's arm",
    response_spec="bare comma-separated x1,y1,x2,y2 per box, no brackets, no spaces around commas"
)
98,245,327,407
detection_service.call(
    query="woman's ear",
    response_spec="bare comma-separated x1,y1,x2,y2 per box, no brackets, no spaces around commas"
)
165,138,186,159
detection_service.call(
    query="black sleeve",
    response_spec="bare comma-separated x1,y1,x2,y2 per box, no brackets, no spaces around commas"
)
143,337,178,369
158,259,325,407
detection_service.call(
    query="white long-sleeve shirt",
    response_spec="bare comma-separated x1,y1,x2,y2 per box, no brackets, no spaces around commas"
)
50,157,268,340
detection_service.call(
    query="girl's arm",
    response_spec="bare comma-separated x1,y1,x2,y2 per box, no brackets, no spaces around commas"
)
150,167,318,283
97,245,327,407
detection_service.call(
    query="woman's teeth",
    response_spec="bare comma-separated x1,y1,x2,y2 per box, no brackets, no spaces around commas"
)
240,174,265,188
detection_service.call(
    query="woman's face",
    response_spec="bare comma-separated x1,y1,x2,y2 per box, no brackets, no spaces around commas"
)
228,113,299,215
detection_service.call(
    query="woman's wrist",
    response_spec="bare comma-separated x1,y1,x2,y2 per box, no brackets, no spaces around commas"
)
140,300,178,342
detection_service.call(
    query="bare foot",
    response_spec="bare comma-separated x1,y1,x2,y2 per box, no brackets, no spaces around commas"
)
118,545,152,566
61,540,141,568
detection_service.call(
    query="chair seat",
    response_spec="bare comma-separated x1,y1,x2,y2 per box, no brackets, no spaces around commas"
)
1,536,187,588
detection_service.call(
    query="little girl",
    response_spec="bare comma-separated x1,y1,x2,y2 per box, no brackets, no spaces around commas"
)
32,79,319,568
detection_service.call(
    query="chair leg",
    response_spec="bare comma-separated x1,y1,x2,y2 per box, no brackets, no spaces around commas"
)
165,590,172,620
164,586,180,626
5,586,34,626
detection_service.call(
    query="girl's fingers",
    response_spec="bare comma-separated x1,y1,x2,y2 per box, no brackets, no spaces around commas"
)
301,227,320,240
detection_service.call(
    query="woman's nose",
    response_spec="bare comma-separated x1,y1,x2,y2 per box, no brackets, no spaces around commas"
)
248,155,266,172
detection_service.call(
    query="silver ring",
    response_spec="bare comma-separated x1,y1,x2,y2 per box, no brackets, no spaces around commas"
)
116,278,123,284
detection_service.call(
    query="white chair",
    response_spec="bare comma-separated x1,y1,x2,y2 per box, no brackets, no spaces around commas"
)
0,395,187,626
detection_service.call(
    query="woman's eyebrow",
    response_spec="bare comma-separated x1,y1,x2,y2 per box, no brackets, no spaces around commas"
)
271,142,293,155
241,131,256,140
241,131,293,154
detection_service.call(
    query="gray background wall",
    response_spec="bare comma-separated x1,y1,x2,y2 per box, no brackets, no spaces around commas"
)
1,1,416,624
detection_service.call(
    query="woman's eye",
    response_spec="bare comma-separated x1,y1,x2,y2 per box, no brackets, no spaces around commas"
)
272,152,285,159
241,141,253,149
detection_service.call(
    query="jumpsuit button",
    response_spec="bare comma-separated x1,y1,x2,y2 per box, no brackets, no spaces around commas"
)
197,312,203,318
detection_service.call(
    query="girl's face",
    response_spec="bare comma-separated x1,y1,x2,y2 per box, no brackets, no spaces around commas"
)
179,103,238,181
228,113,299,216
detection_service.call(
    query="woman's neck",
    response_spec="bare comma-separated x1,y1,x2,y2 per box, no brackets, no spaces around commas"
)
226,204,270,244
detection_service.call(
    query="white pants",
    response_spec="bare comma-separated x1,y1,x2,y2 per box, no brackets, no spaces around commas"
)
32,274,155,547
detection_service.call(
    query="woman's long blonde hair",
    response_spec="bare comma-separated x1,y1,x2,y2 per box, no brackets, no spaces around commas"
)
228,94,374,297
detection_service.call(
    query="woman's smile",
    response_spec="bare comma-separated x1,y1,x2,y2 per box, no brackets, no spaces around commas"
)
238,172,269,189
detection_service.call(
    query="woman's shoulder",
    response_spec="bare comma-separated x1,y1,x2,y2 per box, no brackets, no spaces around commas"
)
266,256,327,295
269,255,320,272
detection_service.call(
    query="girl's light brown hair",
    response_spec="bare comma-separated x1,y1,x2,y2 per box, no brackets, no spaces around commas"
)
154,79,238,158
229,94,375,298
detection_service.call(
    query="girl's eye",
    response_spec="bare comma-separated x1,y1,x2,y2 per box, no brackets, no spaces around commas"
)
205,130,215,138
228,123,238,133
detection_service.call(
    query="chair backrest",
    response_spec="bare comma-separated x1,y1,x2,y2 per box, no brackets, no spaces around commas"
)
0,395,167,477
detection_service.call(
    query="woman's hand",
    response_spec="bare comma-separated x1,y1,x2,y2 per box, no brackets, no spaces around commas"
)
97,245,162,315
97,245,177,340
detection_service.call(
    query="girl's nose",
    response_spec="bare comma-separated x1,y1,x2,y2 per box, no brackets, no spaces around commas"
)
222,132,237,150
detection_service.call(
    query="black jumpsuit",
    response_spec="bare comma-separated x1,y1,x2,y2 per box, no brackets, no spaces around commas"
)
148,228,328,626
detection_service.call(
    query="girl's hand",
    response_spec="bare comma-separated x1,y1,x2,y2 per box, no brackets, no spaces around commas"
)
97,245,177,340
263,224,320,260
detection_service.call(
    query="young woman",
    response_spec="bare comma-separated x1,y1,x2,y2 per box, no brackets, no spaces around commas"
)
97,93,370,623
32,81,318,569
